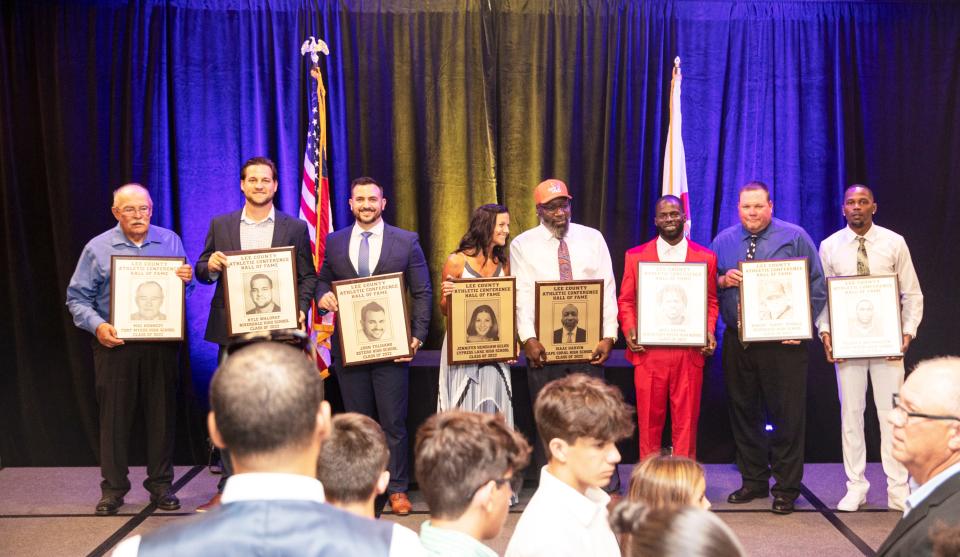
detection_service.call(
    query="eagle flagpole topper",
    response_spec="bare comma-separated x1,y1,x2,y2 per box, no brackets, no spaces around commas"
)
299,36,335,377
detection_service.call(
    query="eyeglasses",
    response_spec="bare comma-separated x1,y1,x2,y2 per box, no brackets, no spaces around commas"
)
118,205,151,216
539,200,570,213
891,393,960,423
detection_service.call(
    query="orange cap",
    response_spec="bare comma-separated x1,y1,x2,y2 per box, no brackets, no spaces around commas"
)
534,179,572,205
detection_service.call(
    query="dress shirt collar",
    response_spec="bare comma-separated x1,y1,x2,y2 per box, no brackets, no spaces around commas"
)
904,460,960,516
840,223,879,244
352,218,385,239
656,235,688,258
538,466,610,527
240,206,276,225
221,472,326,504
420,521,498,557
109,223,160,248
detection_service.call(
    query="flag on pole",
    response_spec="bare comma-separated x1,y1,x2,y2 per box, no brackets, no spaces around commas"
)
300,37,334,377
662,56,691,237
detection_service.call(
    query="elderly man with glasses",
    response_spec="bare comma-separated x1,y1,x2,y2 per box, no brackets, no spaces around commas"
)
876,357,960,557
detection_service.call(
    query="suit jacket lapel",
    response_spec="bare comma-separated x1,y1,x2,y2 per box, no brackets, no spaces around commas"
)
270,212,287,247
373,225,394,275
228,211,243,251
877,472,960,555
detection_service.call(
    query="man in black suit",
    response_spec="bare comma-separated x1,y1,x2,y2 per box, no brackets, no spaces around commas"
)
194,156,318,509
877,357,960,557
316,176,432,516
552,304,586,343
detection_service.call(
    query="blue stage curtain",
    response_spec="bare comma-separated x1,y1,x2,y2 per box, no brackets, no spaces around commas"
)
1,0,957,465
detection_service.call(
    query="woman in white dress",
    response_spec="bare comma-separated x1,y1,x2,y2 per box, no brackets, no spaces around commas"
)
438,204,515,428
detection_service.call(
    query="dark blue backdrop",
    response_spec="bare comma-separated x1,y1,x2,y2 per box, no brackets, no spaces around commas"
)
1,0,958,466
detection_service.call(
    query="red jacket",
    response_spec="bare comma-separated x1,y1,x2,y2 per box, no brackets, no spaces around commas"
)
617,238,719,366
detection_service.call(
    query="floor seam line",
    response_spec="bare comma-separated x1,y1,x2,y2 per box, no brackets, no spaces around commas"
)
800,483,876,556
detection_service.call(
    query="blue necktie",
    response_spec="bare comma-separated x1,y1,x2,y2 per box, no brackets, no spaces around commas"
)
358,231,372,277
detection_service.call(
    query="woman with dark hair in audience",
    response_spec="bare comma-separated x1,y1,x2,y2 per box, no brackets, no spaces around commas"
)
610,501,745,557
438,204,515,437
628,454,711,509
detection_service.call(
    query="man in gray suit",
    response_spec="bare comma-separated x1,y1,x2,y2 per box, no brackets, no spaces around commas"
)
877,357,960,557
110,343,418,556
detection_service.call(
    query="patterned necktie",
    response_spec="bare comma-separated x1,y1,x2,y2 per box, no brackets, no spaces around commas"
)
558,238,573,281
856,237,870,276
746,235,758,260
567,331,573,343
358,231,372,277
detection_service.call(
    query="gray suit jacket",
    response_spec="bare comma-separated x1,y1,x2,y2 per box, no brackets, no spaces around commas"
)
876,469,960,557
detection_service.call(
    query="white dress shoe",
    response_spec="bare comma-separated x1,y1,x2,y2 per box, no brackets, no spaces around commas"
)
837,491,867,512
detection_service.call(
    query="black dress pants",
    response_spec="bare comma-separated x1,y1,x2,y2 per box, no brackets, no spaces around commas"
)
722,330,807,500
92,340,178,498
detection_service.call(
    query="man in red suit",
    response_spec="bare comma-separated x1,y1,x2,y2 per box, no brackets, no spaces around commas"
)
617,195,719,459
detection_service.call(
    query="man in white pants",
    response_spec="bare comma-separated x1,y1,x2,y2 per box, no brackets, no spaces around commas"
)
818,185,923,511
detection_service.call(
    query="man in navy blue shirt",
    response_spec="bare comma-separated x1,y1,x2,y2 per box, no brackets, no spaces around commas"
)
709,181,826,514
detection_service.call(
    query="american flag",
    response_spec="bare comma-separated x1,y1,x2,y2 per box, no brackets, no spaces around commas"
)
662,56,691,237
299,64,335,376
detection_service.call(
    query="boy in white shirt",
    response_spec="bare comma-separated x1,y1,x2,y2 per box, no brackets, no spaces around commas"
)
505,374,634,557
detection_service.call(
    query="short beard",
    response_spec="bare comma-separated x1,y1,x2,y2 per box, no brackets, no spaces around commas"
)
542,218,569,239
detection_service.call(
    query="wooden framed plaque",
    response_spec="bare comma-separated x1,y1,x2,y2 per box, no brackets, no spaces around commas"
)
739,258,813,342
110,256,186,341
445,276,517,365
333,272,413,366
636,262,708,346
535,280,603,364
827,275,903,359
222,247,299,336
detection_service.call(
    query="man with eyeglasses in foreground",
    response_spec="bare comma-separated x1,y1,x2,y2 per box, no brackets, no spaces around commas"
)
876,357,960,557
415,411,530,556
67,184,194,516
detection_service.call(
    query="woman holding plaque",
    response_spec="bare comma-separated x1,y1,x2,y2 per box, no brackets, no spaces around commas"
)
439,204,515,431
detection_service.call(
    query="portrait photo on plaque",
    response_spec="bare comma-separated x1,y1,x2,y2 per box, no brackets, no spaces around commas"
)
333,272,412,366
446,276,517,365
110,256,186,341
739,258,812,342
222,247,299,336
535,280,603,364
827,275,903,359
636,262,708,346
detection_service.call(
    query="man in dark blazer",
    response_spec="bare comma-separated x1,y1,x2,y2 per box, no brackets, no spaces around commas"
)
194,156,318,509
552,304,586,343
877,356,960,557
316,176,432,516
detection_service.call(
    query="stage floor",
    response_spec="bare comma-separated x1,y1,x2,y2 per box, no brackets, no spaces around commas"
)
0,463,900,556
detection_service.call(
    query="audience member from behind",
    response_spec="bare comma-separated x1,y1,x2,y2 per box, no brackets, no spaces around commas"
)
876,357,960,557
609,500,745,557
416,411,531,557
628,454,710,510
505,374,634,557
317,413,424,553
111,343,403,556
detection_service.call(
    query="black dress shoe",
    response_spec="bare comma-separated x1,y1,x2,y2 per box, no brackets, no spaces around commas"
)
772,495,795,514
727,486,769,504
151,493,181,511
95,495,124,516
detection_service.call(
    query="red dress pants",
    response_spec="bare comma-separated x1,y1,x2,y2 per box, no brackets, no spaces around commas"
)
634,348,704,459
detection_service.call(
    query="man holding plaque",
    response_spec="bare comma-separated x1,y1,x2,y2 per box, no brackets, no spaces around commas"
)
818,185,923,512
315,176,432,516
510,178,619,487
617,195,718,460
66,183,193,516
709,181,826,514
194,156,318,509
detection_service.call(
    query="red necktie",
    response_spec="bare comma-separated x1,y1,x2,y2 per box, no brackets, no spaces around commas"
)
558,239,573,281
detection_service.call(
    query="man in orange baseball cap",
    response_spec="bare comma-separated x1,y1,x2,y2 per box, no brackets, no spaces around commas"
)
509,178,622,494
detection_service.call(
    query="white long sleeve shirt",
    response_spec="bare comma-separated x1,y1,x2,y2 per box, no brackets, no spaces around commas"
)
817,223,923,336
510,222,618,343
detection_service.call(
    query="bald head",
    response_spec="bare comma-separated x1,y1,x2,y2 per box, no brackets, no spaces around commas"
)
907,357,960,416
113,183,152,207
